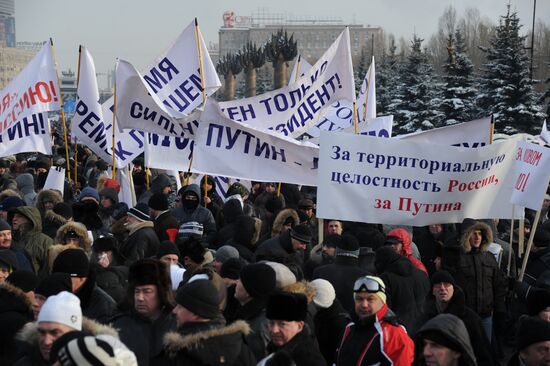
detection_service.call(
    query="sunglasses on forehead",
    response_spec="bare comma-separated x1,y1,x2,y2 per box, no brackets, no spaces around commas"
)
353,276,385,293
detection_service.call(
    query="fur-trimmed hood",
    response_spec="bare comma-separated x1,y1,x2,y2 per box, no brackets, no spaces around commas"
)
283,280,316,304
461,222,493,253
44,209,69,226
35,189,63,213
163,320,250,362
54,221,92,251
0,281,34,318
16,316,119,345
271,208,299,237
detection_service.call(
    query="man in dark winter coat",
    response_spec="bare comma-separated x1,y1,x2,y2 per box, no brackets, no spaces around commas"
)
375,246,430,333
119,203,160,266
310,279,350,365
304,233,339,280
138,173,173,205
255,223,311,267
112,259,177,366
8,206,53,278
508,316,550,366
214,197,244,248
149,193,179,242
158,279,256,366
200,175,224,220
415,271,494,365
416,314,478,366
413,224,457,275
258,291,327,366
0,219,33,272
52,249,116,324
313,234,370,314
171,184,217,245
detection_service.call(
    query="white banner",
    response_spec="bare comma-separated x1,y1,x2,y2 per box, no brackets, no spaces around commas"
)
193,101,319,186
0,42,60,135
398,117,493,147
289,55,312,84
0,112,52,157
510,141,550,211
43,166,65,195
144,126,197,171
219,28,355,138
117,166,136,207
317,132,519,225
541,120,549,145
308,115,393,144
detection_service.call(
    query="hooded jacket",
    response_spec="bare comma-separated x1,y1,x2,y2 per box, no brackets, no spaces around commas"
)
386,228,428,275
138,173,172,205
53,221,92,252
41,209,69,239
444,222,507,317
15,173,36,206
120,221,160,266
416,313,478,366
213,198,244,248
34,189,63,217
8,206,53,279
158,319,256,366
271,208,300,238
375,247,430,333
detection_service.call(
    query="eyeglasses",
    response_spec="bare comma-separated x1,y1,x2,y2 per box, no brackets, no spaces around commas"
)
353,276,385,293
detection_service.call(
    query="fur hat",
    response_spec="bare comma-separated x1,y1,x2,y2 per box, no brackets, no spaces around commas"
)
92,235,117,253
126,259,173,311
266,292,307,321
240,263,277,299
53,202,73,220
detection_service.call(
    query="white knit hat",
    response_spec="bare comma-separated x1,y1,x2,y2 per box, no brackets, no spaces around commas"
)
311,279,336,308
38,291,82,330
263,261,297,288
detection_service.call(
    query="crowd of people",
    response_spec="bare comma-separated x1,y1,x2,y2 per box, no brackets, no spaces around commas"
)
0,149,550,366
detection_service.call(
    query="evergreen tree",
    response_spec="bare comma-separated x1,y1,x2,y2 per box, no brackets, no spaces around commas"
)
391,35,442,134
440,29,478,125
544,61,550,117
377,38,401,116
477,6,546,134
355,46,369,95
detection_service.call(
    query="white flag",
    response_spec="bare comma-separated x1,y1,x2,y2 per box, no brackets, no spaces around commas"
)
219,28,355,138
358,57,376,121
117,166,136,207
541,120,549,145
0,112,52,157
43,166,65,195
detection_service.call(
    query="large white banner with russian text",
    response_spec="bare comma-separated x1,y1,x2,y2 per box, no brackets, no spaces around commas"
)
317,131,519,225
0,112,51,157
219,28,354,138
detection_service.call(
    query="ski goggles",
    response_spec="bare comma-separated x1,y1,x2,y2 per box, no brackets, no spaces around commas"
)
353,276,386,294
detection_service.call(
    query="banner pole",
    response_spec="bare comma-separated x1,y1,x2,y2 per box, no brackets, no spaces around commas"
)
194,17,207,107
507,205,515,277
353,101,358,134
363,58,372,122
73,46,82,187
295,55,301,83
111,71,117,179
50,38,71,181
519,209,543,282
145,166,150,191
128,165,136,207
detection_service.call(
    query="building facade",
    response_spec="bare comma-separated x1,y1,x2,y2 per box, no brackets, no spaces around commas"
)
0,46,36,88
0,0,15,47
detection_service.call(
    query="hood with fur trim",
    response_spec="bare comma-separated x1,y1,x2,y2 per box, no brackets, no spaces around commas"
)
282,280,316,304
35,189,63,214
271,208,299,237
163,320,251,363
44,210,69,227
0,281,34,318
54,221,92,252
461,222,493,253
16,316,118,345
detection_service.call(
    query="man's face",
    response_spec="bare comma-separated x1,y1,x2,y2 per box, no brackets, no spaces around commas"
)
423,338,461,366
265,184,276,193
469,230,483,248
43,201,55,211
322,245,336,257
160,254,179,267
234,279,251,305
429,224,444,236
304,208,313,218
38,322,76,360
134,285,160,319
520,341,550,366
387,241,403,254
0,266,10,282
268,319,304,346
433,282,454,303
162,186,172,195
33,294,47,319
354,292,384,319
0,167,6,175
539,307,550,323
11,213,29,230
0,229,12,248
543,199,550,210
173,304,198,328
213,259,223,273
327,221,342,235
291,238,307,252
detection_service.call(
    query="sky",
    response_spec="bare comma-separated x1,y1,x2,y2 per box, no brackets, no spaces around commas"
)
15,0,550,88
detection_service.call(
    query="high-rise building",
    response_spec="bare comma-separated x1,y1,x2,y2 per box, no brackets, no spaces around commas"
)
0,46,36,89
0,0,15,47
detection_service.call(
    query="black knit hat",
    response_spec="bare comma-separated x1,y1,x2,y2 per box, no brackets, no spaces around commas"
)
99,187,119,204
321,233,342,248
0,218,10,231
240,263,277,299
35,273,72,297
534,229,550,248
7,270,38,292
128,203,150,221
220,258,243,280
52,249,89,278
0,250,18,270
52,202,73,220
148,193,168,211
336,234,360,258
157,241,180,259
265,196,283,213
92,235,117,253
431,270,456,287
517,316,550,350
175,279,220,319
266,292,307,321
527,288,550,316
112,202,128,220
289,224,312,244
178,238,206,264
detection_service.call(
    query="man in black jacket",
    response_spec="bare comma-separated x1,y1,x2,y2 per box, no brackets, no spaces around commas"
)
148,193,179,242
119,203,160,266
255,224,311,267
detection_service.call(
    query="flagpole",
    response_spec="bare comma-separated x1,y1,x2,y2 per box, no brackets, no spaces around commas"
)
74,137,78,184
363,61,371,122
145,166,150,191
73,46,82,187
353,101,358,134
507,205,515,277
519,208,543,282
111,73,117,179
50,38,71,181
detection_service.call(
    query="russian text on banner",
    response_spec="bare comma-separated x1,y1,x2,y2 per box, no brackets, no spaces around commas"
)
317,131,519,226
0,112,52,157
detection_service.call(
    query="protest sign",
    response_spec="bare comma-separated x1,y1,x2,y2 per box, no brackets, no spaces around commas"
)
193,101,319,186
317,131,519,226
0,112,52,157
307,115,393,144
510,141,550,211
219,28,354,137
43,166,65,195
144,124,197,171
0,42,60,135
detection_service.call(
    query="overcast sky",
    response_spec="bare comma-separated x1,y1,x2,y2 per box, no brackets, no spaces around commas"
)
15,0,549,87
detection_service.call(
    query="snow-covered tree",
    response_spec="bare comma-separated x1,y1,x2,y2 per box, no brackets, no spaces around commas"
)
391,35,443,134
355,46,369,95
477,6,546,134
377,37,401,116
439,29,478,125
544,61,550,117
